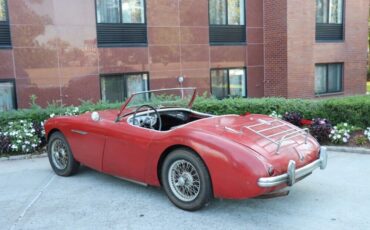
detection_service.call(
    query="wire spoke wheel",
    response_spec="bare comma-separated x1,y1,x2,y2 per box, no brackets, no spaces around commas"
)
47,132,80,177
168,160,201,202
51,139,69,170
162,148,212,210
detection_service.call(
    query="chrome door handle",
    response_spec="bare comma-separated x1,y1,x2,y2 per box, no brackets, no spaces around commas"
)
71,129,88,135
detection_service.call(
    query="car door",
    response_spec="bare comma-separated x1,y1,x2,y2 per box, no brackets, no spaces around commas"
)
66,120,107,171
102,121,156,182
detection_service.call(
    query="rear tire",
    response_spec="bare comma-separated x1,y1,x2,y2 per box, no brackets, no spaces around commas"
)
47,132,79,176
161,148,212,211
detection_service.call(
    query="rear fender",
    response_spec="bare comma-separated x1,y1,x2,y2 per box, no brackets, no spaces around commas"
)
146,129,270,199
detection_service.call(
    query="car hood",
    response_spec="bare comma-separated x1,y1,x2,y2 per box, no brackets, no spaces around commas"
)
72,110,120,121
186,114,320,174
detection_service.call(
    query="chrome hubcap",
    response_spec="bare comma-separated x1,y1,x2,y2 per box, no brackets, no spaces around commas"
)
51,139,69,170
168,160,200,202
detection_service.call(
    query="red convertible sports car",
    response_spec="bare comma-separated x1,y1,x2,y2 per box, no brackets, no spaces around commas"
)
45,88,328,211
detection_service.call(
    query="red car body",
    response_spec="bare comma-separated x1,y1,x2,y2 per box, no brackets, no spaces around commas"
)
44,91,327,200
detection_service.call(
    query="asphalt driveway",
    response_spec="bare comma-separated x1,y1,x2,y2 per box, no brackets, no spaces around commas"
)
1,151,369,230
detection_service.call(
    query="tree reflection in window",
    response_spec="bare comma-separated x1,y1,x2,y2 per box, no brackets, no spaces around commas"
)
96,0,145,24
0,0,7,22
209,0,244,25
316,0,343,24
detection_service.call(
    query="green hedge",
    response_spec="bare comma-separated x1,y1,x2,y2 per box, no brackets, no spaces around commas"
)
0,101,121,127
193,95,370,128
0,95,369,128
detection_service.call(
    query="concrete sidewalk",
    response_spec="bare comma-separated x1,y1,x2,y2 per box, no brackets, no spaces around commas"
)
1,151,369,230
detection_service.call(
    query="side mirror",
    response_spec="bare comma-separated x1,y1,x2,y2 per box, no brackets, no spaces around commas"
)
91,111,100,122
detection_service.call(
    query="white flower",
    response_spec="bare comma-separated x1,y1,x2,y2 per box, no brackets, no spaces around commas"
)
11,145,18,150
50,113,55,118
344,123,348,127
330,130,335,134
17,140,21,143
25,141,30,144
343,137,348,143
32,144,37,147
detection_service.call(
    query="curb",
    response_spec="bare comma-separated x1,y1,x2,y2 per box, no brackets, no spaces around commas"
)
324,146,370,154
0,152,47,161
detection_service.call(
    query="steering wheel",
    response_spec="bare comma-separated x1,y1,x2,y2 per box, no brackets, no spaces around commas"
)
132,105,162,131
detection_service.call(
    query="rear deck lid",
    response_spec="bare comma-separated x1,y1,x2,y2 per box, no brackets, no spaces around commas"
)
189,114,320,173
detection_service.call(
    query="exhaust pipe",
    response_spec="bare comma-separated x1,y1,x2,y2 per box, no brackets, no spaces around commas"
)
255,190,290,199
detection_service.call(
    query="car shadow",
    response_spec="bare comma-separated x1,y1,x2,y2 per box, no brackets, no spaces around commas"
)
73,165,319,214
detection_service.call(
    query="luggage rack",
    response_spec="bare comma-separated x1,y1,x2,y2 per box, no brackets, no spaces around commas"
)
227,119,309,154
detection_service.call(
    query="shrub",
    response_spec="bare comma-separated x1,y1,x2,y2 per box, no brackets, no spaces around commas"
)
1,95,369,128
269,111,282,119
193,95,370,128
1,120,44,154
0,134,11,154
282,111,303,127
309,118,332,142
0,95,369,154
365,128,370,141
329,123,358,144
354,135,368,146
33,121,47,146
0,100,121,127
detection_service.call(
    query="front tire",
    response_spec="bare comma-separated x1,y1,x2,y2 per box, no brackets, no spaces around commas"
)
47,132,79,176
161,148,212,211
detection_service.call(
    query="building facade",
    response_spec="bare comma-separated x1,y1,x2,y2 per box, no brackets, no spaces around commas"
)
0,0,368,111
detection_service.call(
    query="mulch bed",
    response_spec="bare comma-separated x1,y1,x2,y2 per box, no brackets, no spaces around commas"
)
347,131,370,148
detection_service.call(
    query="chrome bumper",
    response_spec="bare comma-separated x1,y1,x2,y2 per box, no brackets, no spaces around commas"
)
258,147,328,188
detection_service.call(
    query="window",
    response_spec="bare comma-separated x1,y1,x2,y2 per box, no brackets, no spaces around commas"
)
101,73,148,102
0,0,7,21
96,0,147,47
0,0,11,48
316,0,344,41
315,63,343,94
211,68,246,99
0,80,16,112
210,0,245,25
209,0,246,44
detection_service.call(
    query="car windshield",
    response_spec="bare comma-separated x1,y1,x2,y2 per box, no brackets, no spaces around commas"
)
119,88,196,116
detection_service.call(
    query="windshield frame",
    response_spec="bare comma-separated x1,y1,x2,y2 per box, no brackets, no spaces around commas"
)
116,87,197,120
